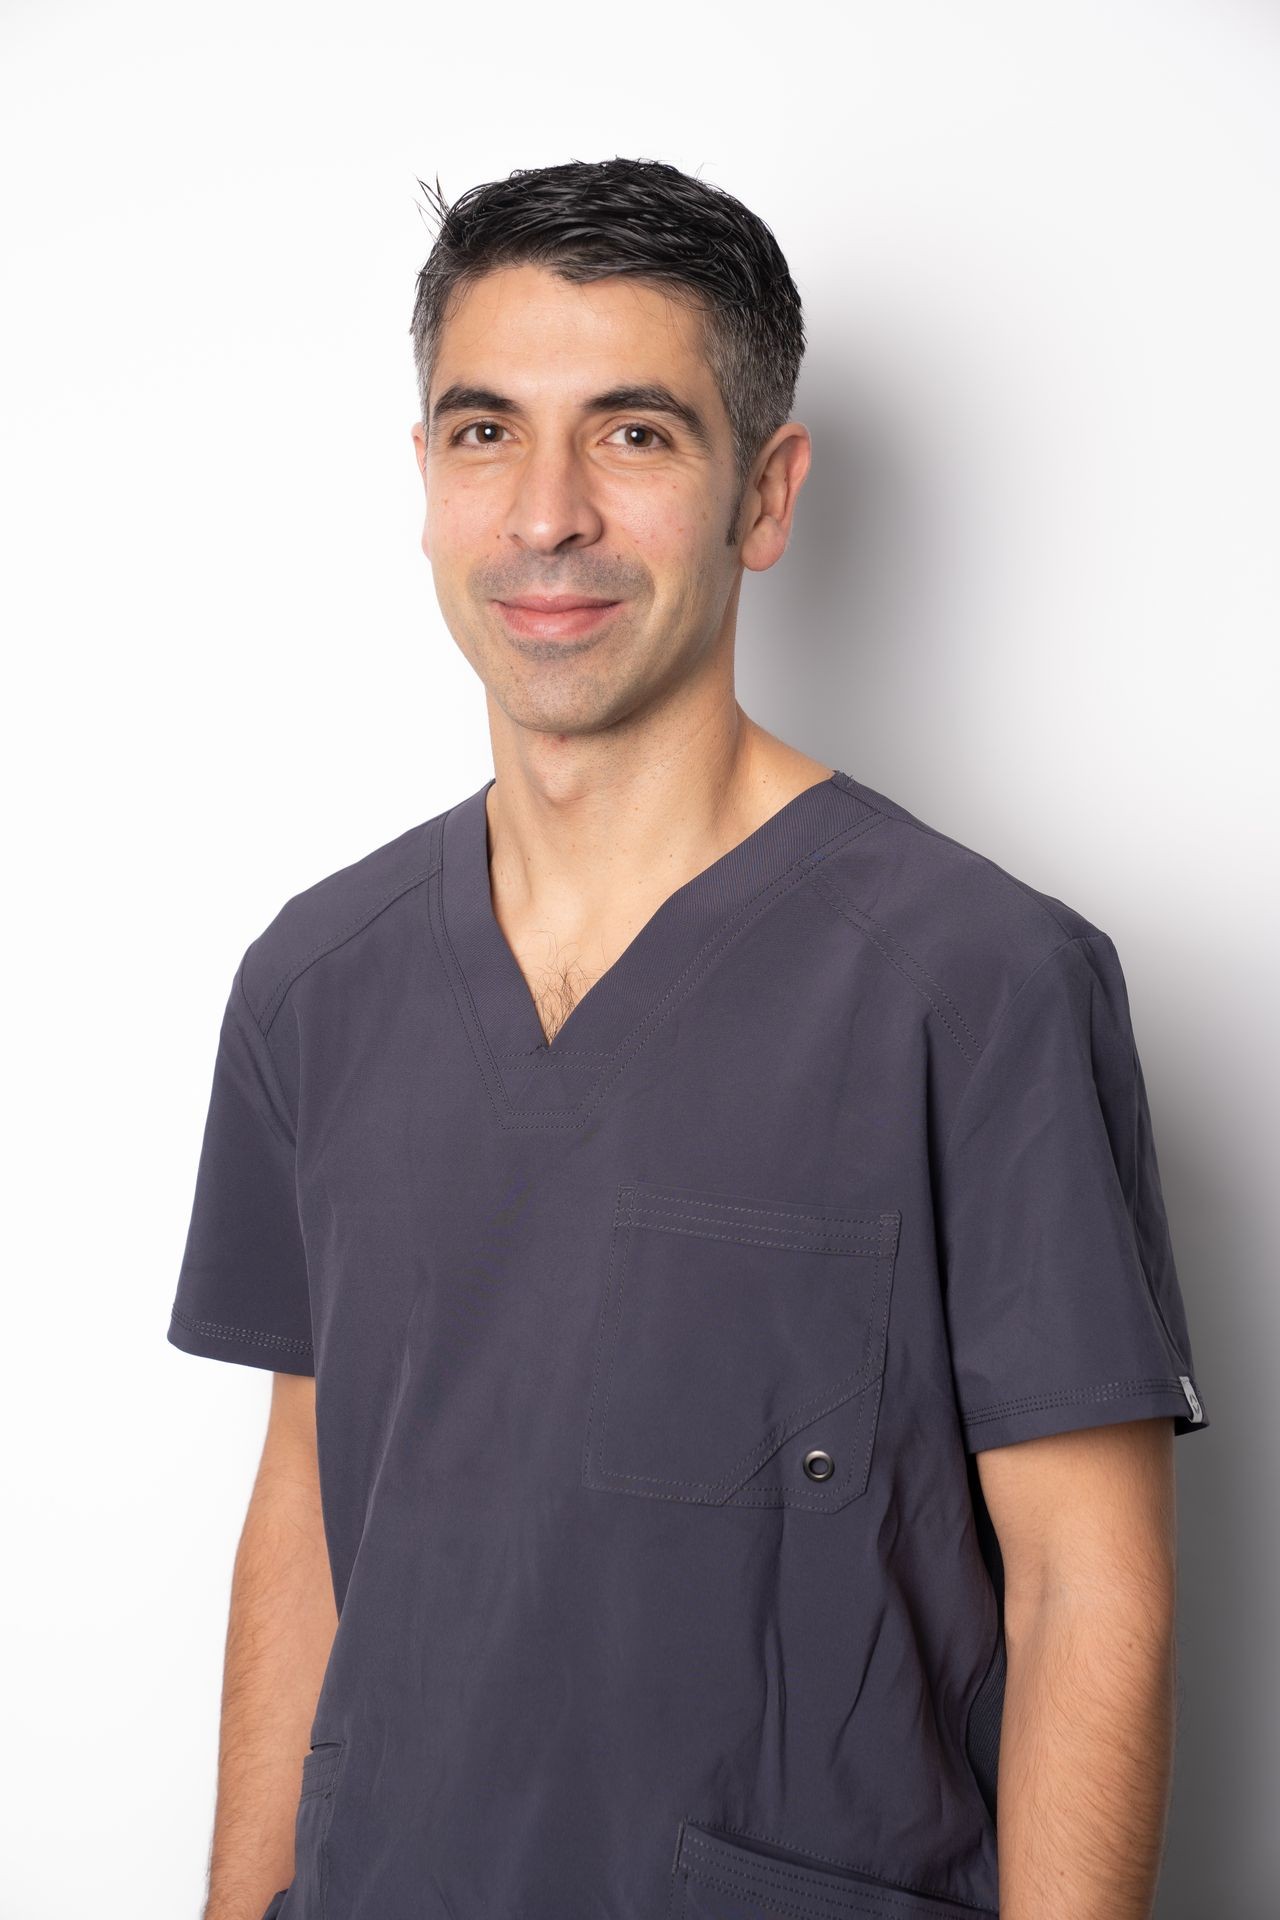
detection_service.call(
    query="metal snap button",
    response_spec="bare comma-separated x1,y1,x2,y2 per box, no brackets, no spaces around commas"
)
802,1449,834,1481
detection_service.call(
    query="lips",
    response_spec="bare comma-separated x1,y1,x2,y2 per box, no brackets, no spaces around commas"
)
498,596,619,612
493,595,624,641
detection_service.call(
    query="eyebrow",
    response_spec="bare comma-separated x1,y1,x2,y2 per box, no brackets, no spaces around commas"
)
429,382,714,454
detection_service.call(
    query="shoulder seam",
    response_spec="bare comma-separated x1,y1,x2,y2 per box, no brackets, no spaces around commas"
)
253,856,442,1037
804,864,985,1066
836,785,1084,943
229,961,299,1147
939,930,1111,1167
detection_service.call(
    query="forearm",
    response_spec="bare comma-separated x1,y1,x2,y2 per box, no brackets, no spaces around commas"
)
995,1580,1177,1920
202,1447,338,1920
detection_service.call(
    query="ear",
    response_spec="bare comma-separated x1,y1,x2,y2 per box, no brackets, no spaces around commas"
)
739,424,812,573
411,422,430,559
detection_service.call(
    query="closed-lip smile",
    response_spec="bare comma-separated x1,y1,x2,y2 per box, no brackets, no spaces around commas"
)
497,594,620,611
492,594,625,642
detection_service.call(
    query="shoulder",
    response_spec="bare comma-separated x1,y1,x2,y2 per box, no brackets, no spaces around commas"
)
817,772,1120,1063
237,806,449,1032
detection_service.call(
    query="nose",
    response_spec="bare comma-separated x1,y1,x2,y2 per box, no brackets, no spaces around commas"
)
503,436,604,555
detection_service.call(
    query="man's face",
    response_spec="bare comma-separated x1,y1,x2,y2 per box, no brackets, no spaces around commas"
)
413,262,748,740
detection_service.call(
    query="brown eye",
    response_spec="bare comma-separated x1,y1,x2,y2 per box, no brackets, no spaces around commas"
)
607,423,668,451
453,421,508,445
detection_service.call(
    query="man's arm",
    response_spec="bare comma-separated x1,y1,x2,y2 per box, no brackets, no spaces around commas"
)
202,1373,339,1920
977,1417,1179,1920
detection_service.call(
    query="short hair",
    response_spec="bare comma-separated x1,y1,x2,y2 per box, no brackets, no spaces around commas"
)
409,157,806,544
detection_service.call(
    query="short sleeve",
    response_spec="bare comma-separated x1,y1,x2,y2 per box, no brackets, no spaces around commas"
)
166,960,315,1375
937,930,1208,1450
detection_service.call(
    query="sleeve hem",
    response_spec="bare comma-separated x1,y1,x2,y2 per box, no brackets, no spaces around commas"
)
962,1377,1209,1451
167,1304,315,1376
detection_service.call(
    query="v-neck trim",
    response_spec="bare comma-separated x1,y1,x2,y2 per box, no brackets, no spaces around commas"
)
431,768,873,1114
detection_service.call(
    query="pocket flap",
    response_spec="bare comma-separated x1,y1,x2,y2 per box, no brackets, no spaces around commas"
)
674,1820,995,1919
299,1738,344,1798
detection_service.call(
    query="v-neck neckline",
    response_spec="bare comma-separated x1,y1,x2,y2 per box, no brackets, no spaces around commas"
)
435,769,863,1092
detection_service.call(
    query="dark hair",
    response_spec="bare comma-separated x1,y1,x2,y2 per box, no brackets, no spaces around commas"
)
409,157,806,544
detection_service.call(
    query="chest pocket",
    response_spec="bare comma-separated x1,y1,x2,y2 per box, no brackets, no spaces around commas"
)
582,1180,900,1513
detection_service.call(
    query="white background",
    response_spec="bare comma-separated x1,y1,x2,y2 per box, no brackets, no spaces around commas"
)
2,1,1274,1914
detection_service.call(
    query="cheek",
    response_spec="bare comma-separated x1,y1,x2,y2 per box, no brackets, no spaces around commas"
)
426,474,496,536
425,493,460,540
622,488,707,557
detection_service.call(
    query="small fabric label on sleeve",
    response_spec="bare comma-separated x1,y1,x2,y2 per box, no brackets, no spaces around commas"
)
1178,1375,1204,1422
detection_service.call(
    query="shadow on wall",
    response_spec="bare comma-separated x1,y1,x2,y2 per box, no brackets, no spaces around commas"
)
735,377,1249,1920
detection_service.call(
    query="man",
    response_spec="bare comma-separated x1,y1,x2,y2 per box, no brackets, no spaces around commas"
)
168,157,1209,1920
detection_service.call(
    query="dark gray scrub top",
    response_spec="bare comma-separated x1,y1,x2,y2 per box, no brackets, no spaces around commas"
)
168,768,1209,1920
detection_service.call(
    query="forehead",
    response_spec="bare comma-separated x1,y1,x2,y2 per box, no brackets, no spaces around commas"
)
430,262,716,402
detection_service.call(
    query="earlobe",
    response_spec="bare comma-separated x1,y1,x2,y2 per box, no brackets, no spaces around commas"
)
740,512,788,574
